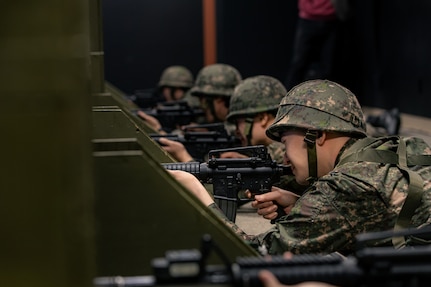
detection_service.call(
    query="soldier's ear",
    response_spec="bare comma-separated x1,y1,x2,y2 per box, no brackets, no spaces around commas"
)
258,113,271,127
316,131,326,146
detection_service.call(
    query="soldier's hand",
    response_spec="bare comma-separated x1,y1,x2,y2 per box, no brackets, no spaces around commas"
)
219,151,248,158
168,170,214,206
158,138,194,162
137,110,166,134
252,187,300,220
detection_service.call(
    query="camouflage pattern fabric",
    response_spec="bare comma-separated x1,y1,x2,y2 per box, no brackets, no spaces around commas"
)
266,141,285,164
183,90,202,108
208,135,431,256
190,63,242,98
158,65,194,88
226,75,286,123
224,121,237,137
266,79,367,142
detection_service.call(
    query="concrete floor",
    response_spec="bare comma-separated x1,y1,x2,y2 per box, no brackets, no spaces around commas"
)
235,107,431,235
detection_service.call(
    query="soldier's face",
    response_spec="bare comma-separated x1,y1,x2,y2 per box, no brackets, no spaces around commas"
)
235,116,264,146
172,88,185,101
161,87,185,102
281,130,309,185
235,118,249,146
199,97,215,123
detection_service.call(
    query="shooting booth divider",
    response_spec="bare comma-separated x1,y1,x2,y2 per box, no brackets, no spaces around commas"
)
91,84,258,276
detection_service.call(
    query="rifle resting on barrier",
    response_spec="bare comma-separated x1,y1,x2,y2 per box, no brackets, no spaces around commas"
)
128,88,162,109
139,100,205,133
150,123,241,162
94,226,431,287
162,145,292,222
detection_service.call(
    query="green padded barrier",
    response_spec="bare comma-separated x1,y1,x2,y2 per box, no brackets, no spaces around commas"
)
0,1,95,287
92,105,258,276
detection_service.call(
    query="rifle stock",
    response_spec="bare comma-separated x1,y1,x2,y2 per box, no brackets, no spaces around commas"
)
161,145,292,222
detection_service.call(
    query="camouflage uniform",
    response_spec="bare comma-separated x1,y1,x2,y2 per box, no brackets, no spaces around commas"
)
158,65,194,89
226,75,306,193
190,63,241,135
158,66,200,108
226,75,285,146
266,141,285,164
226,75,284,121
190,63,241,98
158,65,197,109
209,80,431,256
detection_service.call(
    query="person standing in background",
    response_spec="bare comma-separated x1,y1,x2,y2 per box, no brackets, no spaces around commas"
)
284,0,351,90
284,0,401,136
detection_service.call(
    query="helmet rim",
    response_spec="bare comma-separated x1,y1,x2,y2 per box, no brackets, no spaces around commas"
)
266,79,367,141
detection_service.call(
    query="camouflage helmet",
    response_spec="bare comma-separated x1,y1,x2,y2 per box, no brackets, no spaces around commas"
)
266,79,367,141
158,65,194,88
226,75,286,123
190,63,242,98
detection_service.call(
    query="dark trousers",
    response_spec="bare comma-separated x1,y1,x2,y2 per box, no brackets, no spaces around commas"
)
285,18,339,91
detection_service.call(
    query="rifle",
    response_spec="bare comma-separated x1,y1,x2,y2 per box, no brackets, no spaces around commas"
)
150,123,242,162
93,226,431,287
140,100,205,133
161,145,292,222
128,88,164,109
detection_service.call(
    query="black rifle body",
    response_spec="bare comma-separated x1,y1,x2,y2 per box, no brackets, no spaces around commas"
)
94,206,431,287
162,145,291,221
94,244,431,287
150,131,241,162
141,101,204,132
129,88,163,109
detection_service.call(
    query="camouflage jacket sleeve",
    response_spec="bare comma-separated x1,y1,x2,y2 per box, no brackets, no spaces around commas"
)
207,203,256,241
263,136,431,255
208,171,391,256
263,172,391,255
208,136,431,256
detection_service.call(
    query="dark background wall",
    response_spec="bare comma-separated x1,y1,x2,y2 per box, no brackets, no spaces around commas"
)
102,0,203,94
102,0,431,117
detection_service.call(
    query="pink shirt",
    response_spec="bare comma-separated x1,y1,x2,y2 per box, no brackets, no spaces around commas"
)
298,0,337,21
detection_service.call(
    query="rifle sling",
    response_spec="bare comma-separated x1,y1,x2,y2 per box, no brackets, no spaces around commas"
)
338,136,431,248
304,130,318,183
244,117,254,146
392,138,425,248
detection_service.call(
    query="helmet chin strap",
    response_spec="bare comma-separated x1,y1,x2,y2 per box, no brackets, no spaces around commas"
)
304,130,319,183
243,117,254,146
204,97,221,123
168,88,174,101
